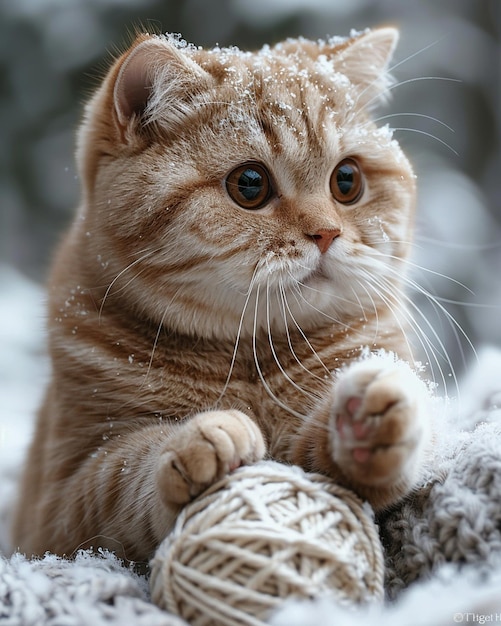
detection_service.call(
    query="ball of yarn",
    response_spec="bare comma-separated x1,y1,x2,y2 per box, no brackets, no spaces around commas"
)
150,461,383,626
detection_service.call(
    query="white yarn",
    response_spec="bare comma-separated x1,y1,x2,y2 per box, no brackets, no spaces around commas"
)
150,461,383,626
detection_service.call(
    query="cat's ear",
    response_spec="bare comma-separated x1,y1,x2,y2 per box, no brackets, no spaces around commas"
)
337,27,399,107
112,35,209,135
113,37,157,128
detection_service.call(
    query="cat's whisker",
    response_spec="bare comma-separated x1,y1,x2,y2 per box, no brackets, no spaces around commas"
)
381,261,478,374
357,267,412,349
143,308,169,386
362,268,458,396
415,235,501,252
360,271,442,386
70,534,130,561
295,408,332,432
251,284,308,420
348,281,370,323
371,249,477,370
278,280,326,383
390,127,459,156
216,264,260,406
388,37,447,74
381,253,475,296
288,274,359,332
353,279,380,344
265,278,319,401
291,272,362,311
98,248,159,320
363,75,461,113
390,284,457,396
142,274,207,386
420,296,501,310
372,112,455,134
286,268,355,315
282,282,333,377
387,75,462,91
355,36,446,110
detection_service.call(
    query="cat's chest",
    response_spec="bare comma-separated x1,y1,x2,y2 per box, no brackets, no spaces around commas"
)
211,330,362,418
132,331,333,421
63,312,389,439
147,325,369,415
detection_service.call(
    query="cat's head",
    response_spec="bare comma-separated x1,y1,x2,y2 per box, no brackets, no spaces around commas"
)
77,29,415,340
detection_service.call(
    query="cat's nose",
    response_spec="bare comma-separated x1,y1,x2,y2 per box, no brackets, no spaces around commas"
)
310,228,341,253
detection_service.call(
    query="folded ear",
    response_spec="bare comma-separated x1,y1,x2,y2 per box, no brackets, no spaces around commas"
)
275,28,399,109
113,36,157,127
113,35,209,134
337,28,399,107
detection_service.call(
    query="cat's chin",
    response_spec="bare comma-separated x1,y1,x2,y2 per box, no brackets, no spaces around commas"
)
288,264,368,329
297,259,342,294
302,266,330,286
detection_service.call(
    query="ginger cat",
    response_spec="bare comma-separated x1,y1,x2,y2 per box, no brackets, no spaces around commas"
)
13,29,431,564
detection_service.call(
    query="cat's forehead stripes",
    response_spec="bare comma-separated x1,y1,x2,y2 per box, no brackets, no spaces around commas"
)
161,48,353,192
193,42,353,141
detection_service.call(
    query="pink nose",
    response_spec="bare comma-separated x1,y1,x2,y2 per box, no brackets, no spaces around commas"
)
310,228,341,253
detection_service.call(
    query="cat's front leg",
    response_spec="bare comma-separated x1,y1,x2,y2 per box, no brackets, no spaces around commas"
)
157,409,266,506
293,354,431,509
330,356,430,496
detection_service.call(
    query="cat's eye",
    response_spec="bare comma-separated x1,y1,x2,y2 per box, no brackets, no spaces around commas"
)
225,162,272,210
330,158,364,205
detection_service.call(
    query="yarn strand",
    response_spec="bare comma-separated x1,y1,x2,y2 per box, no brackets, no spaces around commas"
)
151,461,384,626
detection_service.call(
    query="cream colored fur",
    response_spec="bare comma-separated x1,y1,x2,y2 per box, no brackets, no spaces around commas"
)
12,28,431,564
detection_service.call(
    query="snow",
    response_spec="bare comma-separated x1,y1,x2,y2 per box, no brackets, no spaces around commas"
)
0,265,49,553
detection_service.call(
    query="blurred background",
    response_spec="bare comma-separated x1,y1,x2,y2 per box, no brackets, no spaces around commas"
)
0,0,500,390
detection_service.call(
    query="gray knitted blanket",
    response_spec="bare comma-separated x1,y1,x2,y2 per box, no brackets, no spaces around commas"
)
2,349,501,625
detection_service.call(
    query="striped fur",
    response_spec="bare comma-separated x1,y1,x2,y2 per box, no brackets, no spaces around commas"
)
13,29,431,564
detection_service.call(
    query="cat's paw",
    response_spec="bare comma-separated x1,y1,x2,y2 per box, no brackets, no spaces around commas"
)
330,357,429,489
157,410,266,505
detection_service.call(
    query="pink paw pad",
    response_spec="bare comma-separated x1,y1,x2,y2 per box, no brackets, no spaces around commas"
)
352,447,371,464
346,397,371,440
341,396,373,462
346,397,362,416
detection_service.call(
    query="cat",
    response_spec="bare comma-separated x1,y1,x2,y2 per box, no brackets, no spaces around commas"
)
12,28,431,564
